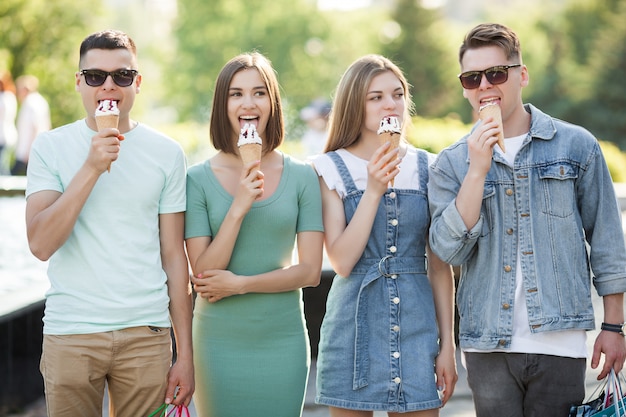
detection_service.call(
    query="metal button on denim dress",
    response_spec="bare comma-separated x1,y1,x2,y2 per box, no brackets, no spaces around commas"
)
316,149,442,412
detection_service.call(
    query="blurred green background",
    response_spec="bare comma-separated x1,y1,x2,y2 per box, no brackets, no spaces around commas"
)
2,0,625,179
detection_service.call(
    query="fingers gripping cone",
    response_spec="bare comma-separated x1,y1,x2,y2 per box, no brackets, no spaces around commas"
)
95,100,120,172
478,102,505,152
377,116,402,187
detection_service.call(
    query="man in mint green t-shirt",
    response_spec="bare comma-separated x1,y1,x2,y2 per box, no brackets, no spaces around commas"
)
25,29,194,417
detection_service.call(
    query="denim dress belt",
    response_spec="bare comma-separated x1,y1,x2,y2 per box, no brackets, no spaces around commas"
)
351,255,427,389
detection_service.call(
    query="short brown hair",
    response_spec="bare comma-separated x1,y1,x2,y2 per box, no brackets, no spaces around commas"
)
324,54,413,153
209,52,284,155
459,23,522,64
79,30,137,69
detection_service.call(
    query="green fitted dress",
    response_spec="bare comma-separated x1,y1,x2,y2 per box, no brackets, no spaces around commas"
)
185,154,323,417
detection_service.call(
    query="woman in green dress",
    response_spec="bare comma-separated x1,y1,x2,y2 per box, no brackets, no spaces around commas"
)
184,52,324,417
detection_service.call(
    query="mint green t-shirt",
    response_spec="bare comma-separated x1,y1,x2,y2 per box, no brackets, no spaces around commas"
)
26,120,186,335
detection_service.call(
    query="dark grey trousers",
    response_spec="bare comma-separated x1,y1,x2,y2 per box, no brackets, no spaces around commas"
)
465,352,586,417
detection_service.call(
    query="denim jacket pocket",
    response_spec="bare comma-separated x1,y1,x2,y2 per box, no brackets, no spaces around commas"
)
537,162,577,218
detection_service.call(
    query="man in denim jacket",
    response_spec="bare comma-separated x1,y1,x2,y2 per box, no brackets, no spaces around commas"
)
428,23,626,417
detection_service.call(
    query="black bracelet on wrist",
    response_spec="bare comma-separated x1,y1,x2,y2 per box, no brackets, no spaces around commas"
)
601,322,625,335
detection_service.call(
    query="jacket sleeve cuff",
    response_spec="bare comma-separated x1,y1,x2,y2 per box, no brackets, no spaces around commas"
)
441,198,483,241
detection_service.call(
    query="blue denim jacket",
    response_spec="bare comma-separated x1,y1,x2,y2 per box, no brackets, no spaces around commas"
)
428,104,626,350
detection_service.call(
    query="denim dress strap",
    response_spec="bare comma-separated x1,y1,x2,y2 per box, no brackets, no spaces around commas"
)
327,151,359,195
417,149,428,192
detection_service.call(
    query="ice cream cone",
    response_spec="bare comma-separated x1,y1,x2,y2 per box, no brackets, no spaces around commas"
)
95,99,120,173
95,114,119,130
95,114,119,172
379,131,401,151
479,102,505,152
239,143,262,166
377,116,402,187
380,131,401,187
237,123,263,168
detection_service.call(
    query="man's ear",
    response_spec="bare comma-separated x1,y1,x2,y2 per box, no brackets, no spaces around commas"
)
134,73,142,93
520,65,529,88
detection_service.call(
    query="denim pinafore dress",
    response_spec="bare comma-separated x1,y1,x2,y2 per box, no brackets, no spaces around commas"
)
316,149,441,412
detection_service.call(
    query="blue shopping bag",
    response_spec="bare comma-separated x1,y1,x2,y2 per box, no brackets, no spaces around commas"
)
569,369,625,417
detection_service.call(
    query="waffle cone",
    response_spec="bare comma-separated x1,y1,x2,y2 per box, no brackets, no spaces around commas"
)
239,143,262,166
478,104,505,152
95,114,119,172
95,114,119,130
379,131,401,150
379,131,401,187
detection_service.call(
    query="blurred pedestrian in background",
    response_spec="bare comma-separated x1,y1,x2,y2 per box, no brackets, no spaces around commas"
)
11,74,51,175
0,70,18,174
300,98,331,158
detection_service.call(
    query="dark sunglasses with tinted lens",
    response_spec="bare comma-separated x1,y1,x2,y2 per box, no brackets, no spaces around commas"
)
458,64,521,89
80,69,138,87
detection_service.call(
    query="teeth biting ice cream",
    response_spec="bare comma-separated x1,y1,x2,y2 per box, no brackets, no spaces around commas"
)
377,116,402,187
95,100,120,172
478,102,505,152
237,123,262,166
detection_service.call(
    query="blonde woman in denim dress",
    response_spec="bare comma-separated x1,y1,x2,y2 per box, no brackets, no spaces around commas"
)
312,55,457,416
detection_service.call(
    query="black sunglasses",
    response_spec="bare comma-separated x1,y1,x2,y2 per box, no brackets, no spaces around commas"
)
458,64,521,89
80,69,138,87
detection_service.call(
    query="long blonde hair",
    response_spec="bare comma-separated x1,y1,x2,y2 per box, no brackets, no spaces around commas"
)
324,55,413,153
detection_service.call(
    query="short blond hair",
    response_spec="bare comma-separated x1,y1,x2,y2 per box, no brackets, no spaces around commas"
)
16,75,39,93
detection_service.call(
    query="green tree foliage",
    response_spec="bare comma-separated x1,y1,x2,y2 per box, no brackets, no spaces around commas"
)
561,0,623,66
524,0,619,129
576,0,626,149
169,0,330,123
526,0,626,149
168,0,388,130
0,0,97,127
380,0,458,118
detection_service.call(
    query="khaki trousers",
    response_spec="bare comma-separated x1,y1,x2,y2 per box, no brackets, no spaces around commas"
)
40,326,172,417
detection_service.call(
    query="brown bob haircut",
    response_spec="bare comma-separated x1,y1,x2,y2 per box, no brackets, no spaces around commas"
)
209,52,284,155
